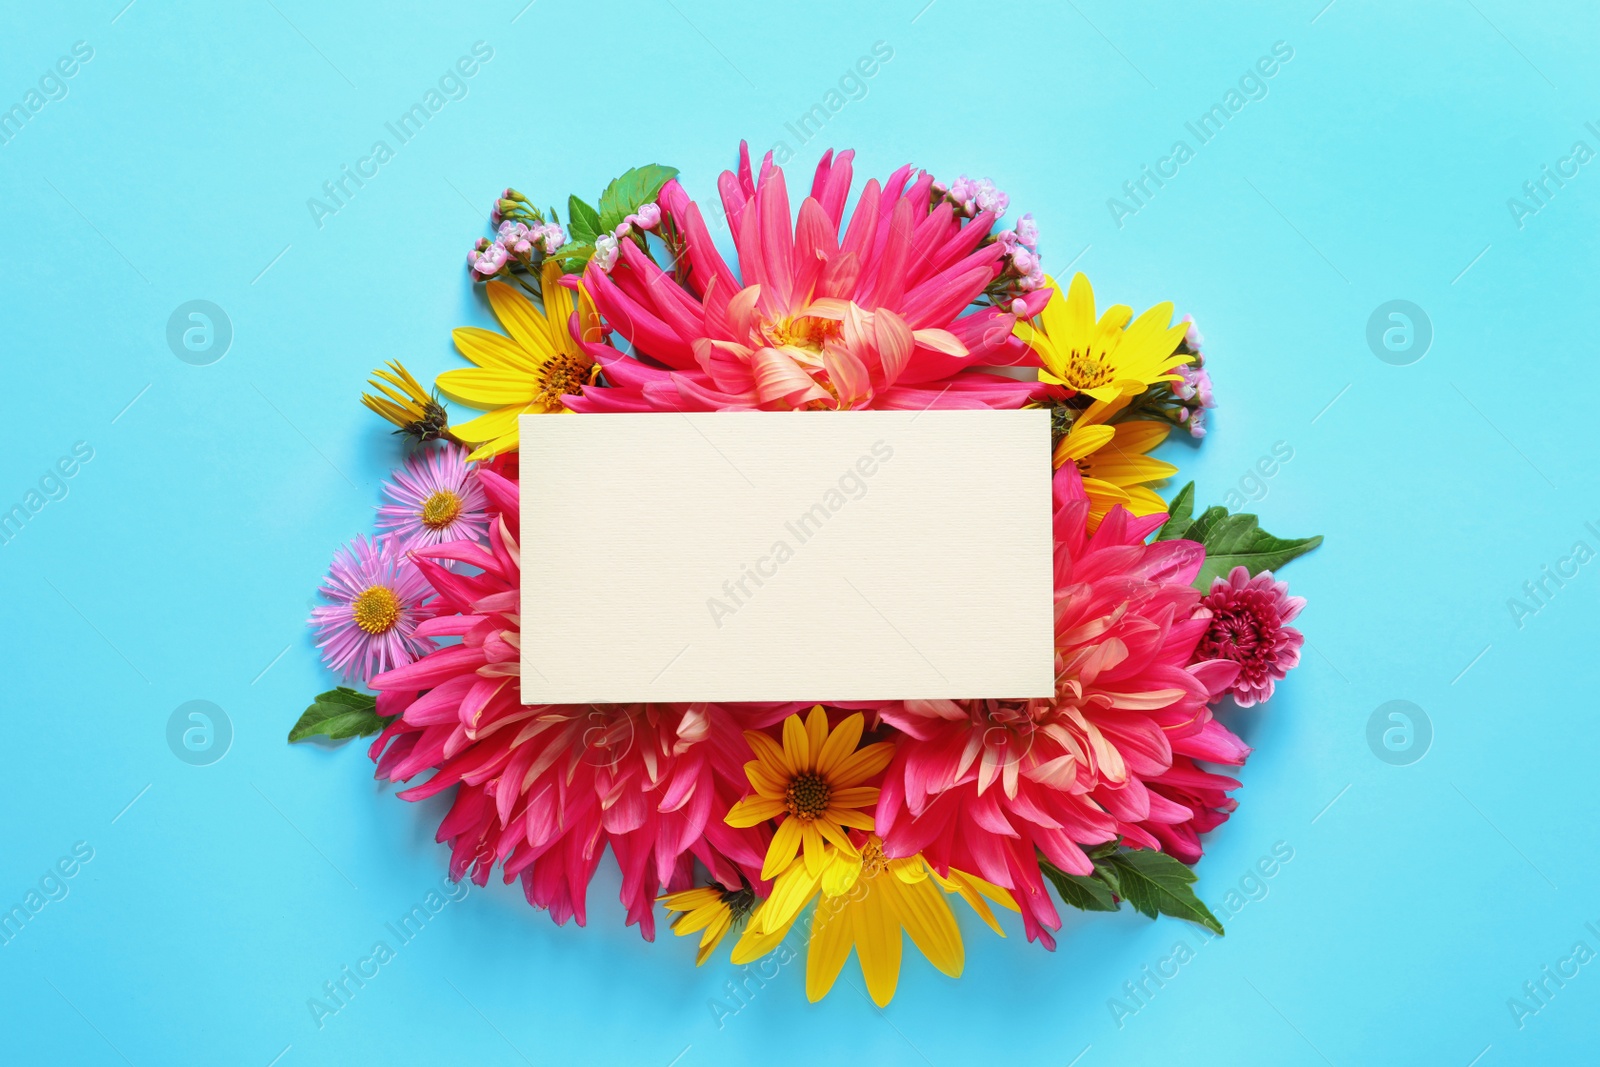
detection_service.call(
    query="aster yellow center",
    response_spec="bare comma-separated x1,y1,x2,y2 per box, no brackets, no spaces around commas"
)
783,771,832,821
537,353,595,408
351,585,401,635
1061,348,1115,391
419,488,463,530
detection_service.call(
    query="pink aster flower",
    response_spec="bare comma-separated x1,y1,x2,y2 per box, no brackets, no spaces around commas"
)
565,143,1042,414
872,464,1244,948
369,468,788,938
375,443,490,552
309,534,434,685
1196,566,1305,707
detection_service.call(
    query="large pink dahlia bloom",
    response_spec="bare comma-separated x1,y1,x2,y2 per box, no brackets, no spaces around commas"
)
566,143,1049,413
873,465,1246,948
368,468,778,938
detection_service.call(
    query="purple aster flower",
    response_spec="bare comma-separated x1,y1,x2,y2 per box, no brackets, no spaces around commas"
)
375,443,490,552
309,535,434,684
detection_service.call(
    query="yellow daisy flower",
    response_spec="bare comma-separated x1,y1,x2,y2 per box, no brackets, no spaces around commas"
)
730,839,1017,1007
436,258,601,461
1053,384,1177,531
1018,272,1192,402
362,360,450,442
659,884,755,966
725,706,893,882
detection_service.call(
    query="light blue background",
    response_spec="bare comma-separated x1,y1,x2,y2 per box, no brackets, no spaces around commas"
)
3,1,1596,1063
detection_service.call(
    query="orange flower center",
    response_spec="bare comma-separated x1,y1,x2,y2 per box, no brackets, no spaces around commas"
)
419,488,463,530
351,586,402,634
783,771,832,821
537,353,595,409
1062,348,1115,391
761,314,838,355
860,838,889,878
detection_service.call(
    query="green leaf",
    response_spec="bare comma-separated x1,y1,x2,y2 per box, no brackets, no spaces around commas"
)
1184,505,1230,548
1097,850,1225,936
552,241,595,270
288,687,392,743
596,164,679,233
1192,513,1322,590
566,195,601,243
1041,860,1121,913
1154,482,1195,541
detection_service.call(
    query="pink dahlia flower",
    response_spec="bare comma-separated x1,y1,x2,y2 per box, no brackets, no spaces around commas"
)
368,467,785,938
1196,566,1305,707
375,443,490,552
309,534,434,685
565,142,1051,413
873,465,1245,948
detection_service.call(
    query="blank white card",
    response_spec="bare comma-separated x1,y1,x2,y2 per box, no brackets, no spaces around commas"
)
518,410,1055,703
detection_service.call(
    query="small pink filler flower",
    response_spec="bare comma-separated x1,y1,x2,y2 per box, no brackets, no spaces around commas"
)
375,443,490,551
310,535,434,685
1196,566,1305,707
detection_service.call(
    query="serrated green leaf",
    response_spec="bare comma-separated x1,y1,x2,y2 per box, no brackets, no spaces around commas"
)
1154,482,1195,541
1041,860,1121,913
597,164,678,233
1098,850,1225,936
288,687,392,743
1193,512,1322,590
566,195,601,243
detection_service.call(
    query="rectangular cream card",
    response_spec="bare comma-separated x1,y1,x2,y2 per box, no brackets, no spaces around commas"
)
518,410,1055,704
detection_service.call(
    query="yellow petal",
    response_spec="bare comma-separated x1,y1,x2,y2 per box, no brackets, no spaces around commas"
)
853,879,903,1007
806,892,857,1002
732,904,800,965
804,706,831,767
1111,419,1171,455
485,281,559,359
437,367,539,408
801,822,826,876
831,741,895,787
695,910,732,966
828,786,879,810
448,405,526,446
820,850,863,897
762,816,803,880
752,862,822,936
1054,423,1114,465
782,712,811,771
815,711,862,775
890,874,963,978
742,730,790,775
726,795,786,828
451,325,544,371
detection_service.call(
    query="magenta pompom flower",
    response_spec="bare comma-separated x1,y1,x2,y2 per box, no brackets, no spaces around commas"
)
309,535,434,684
375,443,489,551
1196,566,1306,707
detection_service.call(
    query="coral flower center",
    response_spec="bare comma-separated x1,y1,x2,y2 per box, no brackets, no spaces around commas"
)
761,314,838,356
537,354,595,408
783,771,832,821
419,488,463,529
351,585,402,635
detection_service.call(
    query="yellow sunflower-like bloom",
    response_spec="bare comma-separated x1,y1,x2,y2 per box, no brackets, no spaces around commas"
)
729,839,1017,1007
437,258,601,460
1018,272,1192,402
1053,383,1177,531
659,884,754,966
725,706,893,881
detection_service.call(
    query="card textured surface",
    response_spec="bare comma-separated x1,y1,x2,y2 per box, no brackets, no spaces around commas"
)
519,410,1054,703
